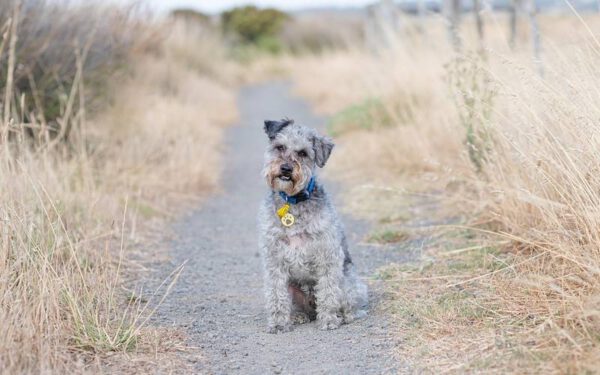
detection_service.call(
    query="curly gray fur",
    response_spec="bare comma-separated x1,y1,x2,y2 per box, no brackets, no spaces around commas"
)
258,119,368,333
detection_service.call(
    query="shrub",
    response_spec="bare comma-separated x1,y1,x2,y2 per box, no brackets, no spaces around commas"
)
221,6,289,51
0,0,150,143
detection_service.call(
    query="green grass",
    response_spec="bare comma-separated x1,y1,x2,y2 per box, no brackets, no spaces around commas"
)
378,212,410,224
130,198,163,219
372,265,397,280
73,321,138,352
67,285,145,354
326,97,392,136
444,246,506,273
367,229,409,244
126,292,148,304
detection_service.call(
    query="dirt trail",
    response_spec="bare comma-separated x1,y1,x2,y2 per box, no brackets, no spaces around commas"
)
151,82,413,374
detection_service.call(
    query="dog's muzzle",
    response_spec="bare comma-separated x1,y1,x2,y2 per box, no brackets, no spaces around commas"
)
279,163,293,181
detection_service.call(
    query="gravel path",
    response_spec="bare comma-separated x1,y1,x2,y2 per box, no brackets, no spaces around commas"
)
152,82,413,374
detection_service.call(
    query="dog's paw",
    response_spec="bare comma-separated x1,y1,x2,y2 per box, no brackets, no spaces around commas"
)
291,312,310,325
343,309,367,324
318,316,342,331
267,324,294,334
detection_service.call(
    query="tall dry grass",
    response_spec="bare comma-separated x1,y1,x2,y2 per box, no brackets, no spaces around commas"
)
0,0,148,131
0,3,236,373
284,13,600,372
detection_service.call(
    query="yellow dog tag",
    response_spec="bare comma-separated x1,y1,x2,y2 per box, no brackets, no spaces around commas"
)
277,204,295,227
277,203,290,217
281,213,295,227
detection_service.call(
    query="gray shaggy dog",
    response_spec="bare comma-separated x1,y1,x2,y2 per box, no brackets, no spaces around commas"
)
258,118,368,333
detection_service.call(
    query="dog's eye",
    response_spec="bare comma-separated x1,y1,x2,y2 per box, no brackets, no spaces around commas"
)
297,150,308,158
275,145,285,152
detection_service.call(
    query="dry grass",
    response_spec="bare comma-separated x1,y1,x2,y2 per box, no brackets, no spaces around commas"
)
282,22,465,187
280,11,364,54
284,12,600,373
0,0,149,128
0,4,236,373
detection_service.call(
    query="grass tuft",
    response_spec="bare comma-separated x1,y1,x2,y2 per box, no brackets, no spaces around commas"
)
367,229,410,244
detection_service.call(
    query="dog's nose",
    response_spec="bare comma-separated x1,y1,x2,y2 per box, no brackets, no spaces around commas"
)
280,163,293,175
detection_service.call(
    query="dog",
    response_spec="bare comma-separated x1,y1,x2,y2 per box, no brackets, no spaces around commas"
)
258,118,368,333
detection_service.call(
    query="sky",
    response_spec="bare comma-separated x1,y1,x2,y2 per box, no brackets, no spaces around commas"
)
124,0,377,14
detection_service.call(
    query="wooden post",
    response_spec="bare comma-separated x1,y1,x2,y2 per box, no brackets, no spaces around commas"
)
474,0,485,52
417,0,426,33
445,0,462,50
509,0,518,49
527,0,544,76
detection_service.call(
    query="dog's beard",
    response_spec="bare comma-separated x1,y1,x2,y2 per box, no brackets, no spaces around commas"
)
272,177,294,195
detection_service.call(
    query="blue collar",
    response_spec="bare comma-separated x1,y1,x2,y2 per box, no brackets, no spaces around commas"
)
278,177,316,205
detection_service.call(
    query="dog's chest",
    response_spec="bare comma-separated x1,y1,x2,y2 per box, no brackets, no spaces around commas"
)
281,233,319,280
265,194,336,280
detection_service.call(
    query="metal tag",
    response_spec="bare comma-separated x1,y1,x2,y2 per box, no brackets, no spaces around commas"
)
281,213,295,227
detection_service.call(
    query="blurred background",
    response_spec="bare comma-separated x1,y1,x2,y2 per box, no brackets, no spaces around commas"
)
3,0,600,373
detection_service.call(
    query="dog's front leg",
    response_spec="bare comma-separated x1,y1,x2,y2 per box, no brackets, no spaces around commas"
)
265,267,293,333
315,267,343,330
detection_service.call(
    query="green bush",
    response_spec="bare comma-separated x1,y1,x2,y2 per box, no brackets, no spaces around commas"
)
221,6,289,51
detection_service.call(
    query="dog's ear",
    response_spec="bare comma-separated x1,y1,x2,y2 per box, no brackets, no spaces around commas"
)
264,118,293,140
313,135,335,168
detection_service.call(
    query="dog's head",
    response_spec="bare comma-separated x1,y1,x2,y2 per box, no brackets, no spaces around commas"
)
262,118,334,196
